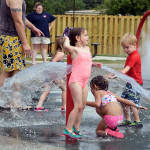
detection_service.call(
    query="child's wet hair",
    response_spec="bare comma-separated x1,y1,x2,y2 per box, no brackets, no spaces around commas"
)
56,37,65,52
69,27,85,46
90,75,108,91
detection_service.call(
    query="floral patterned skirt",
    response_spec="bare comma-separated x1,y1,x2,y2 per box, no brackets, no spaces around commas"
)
0,35,25,72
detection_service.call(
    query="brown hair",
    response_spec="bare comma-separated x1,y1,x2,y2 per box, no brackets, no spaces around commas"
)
68,27,85,46
52,37,65,58
33,2,42,10
55,37,65,52
90,75,109,91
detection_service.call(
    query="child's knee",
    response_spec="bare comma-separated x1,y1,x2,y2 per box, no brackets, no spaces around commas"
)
12,82,20,91
77,104,84,111
96,128,103,136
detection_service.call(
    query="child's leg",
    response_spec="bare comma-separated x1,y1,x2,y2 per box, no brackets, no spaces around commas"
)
129,91,141,123
96,118,124,138
40,44,47,63
73,85,88,131
59,85,66,108
130,106,140,122
66,83,83,132
32,44,39,65
36,90,50,108
96,119,108,136
121,103,131,121
61,89,66,108
0,71,13,87
11,82,21,108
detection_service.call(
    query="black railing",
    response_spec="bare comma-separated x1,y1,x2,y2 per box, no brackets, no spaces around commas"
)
48,41,55,57
91,43,100,57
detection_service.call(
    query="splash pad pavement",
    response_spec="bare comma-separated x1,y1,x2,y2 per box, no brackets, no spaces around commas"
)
0,66,150,150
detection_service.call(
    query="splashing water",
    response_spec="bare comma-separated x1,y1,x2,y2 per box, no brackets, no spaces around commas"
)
102,65,150,101
0,62,72,108
139,32,150,80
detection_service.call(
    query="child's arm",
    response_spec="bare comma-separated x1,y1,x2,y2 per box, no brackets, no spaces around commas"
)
106,73,117,79
121,66,131,74
52,52,65,62
63,36,76,54
92,62,102,69
107,66,131,79
113,93,147,110
86,91,101,108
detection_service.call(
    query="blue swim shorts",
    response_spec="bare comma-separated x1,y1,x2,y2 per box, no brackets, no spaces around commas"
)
121,83,141,104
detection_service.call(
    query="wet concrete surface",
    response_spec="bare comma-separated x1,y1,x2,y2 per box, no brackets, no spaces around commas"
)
0,88,150,150
0,66,150,150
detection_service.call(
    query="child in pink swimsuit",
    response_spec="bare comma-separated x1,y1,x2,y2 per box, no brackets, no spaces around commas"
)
34,37,66,111
62,27,102,139
86,75,147,138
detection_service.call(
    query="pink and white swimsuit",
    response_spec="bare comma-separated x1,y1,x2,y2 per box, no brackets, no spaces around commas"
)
101,93,117,107
68,51,92,88
100,91,123,129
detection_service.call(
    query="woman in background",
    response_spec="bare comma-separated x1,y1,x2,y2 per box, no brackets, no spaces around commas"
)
26,2,56,65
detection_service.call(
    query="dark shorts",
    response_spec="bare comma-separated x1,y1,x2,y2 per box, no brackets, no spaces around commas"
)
121,83,141,104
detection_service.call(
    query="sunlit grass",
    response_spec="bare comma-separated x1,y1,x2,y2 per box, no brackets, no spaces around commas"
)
0,59,125,74
93,59,125,64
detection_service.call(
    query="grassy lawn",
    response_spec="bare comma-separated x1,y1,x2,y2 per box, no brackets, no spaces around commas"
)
0,59,125,74
26,57,125,64
92,59,125,64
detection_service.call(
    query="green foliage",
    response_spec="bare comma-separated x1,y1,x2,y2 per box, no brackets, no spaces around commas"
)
98,0,150,15
82,0,97,9
25,0,150,16
26,0,85,15
26,0,44,14
83,0,104,9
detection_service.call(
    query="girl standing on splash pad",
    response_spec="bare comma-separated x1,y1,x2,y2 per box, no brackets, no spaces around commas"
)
62,27,101,139
86,75,147,138
35,37,66,111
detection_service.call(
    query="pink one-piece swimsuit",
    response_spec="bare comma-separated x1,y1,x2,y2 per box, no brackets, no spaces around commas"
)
69,51,92,88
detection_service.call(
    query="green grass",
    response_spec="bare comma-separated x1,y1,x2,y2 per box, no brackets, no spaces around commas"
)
93,59,125,64
26,58,125,64
0,59,125,74
26,58,43,61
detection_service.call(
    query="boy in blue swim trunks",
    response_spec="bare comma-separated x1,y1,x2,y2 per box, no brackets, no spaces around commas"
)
119,33,143,127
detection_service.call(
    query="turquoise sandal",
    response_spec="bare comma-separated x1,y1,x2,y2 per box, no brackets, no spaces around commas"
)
63,128,81,139
72,126,84,137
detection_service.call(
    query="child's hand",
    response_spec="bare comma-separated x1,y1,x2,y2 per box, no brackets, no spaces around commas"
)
138,105,147,110
109,75,117,79
92,62,102,69
105,73,117,80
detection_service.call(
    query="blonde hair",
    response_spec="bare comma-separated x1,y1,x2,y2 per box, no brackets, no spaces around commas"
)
33,2,42,10
121,33,137,46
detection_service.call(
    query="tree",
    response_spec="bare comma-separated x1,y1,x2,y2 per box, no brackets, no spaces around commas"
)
82,0,104,9
26,0,44,14
26,0,85,15
96,0,150,16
